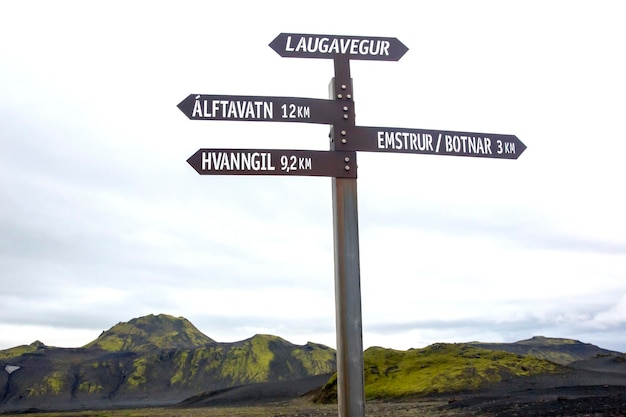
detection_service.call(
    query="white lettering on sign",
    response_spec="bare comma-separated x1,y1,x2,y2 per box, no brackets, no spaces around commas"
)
374,131,498,155
281,103,311,119
285,36,390,57
496,140,516,155
376,131,434,151
280,155,313,172
201,151,276,171
192,98,273,119
444,135,492,155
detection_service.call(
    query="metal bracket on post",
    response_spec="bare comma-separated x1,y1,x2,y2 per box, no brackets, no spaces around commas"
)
329,57,365,417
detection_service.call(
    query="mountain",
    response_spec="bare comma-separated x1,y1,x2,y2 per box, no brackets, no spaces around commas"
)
470,336,621,365
0,314,336,412
2,316,624,413
84,314,216,352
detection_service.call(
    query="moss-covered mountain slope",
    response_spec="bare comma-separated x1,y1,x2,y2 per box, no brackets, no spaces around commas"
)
314,343,564,402
0,314,336,411
83,314,217,352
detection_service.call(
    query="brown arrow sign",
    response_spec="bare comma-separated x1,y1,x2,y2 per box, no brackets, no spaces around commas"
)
269,33,408,61
335,126,526,159
178,94,343,124
187,149,357,178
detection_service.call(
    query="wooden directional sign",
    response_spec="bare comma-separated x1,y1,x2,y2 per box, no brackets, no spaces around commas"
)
178,94,342,124
187,149,357,178
336,126,526,159
269,33,409,61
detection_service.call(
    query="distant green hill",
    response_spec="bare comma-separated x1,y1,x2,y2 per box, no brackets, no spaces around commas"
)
313,343,564,402
0,314,336,411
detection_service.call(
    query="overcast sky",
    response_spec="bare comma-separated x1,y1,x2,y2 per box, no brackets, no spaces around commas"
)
1,1,625,353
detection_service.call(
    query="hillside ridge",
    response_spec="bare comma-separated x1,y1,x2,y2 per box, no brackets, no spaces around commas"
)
470,335,620,365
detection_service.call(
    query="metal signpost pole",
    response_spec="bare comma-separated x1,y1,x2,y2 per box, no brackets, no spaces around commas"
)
329,57,366,417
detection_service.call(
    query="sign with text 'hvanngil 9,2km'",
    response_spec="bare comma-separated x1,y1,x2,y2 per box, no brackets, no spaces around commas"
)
337,126,527,159
178,94,343,124
187,149,357,178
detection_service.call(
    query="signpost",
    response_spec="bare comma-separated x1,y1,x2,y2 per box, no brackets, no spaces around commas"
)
179,32,526,417
187,149,356,178
337,126,527,159
178,94,344,124
269,33,409,61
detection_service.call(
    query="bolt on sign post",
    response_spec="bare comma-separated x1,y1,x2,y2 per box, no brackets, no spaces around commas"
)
179,32,526,417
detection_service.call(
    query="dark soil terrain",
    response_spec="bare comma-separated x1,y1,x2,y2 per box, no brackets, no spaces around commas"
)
178,373,333,407
438,367,626,416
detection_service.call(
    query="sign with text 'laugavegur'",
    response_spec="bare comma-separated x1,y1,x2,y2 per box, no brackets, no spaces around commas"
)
269,33,409,61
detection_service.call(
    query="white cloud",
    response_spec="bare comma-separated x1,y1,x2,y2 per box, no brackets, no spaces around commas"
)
1,0,625,354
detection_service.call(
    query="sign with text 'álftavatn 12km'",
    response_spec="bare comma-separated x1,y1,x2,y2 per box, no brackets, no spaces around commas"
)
187,149,357,178
269,33,409,61
338,126,526,159
178,94,342,124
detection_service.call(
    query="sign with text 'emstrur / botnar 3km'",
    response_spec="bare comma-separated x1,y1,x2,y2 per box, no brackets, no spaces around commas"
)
339,126,526,159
